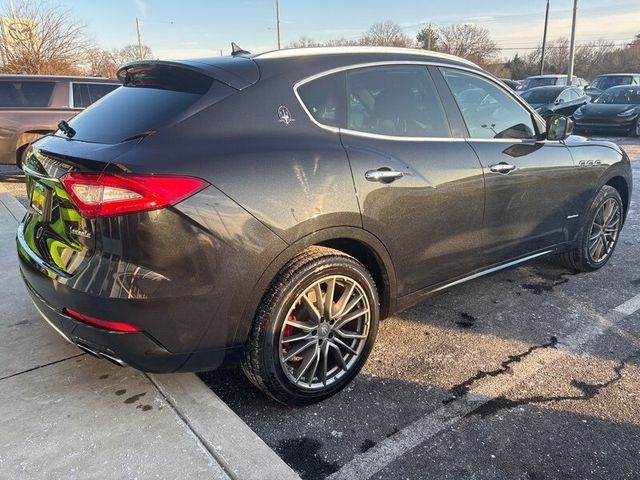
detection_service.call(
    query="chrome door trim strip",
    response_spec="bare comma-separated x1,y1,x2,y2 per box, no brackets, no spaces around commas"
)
430,250,554,293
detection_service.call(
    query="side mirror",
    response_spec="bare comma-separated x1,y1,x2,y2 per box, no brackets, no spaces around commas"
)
546,115,574,141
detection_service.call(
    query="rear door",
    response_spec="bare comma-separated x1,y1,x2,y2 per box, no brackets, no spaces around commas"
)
318,64,486,295
437,67,576,264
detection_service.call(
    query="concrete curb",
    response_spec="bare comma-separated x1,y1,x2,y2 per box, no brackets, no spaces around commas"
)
149,373,300,480
0,191,24,222
0,184,300,480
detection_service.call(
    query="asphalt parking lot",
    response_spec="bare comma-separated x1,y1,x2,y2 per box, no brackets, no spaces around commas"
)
2,136,639,480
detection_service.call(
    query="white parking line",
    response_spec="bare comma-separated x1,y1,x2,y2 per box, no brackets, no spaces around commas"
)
328,291,640,480
614,293,640,316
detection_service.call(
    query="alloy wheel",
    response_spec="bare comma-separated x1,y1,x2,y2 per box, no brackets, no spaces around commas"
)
587,198,621,263
278,275,371,390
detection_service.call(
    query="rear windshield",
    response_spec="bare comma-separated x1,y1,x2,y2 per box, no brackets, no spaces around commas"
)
520,88,561,104
61,70,234,144
522,77,558,89
0,81,55,107
591,76,633,91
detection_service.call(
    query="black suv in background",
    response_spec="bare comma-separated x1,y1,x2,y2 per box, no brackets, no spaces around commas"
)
18,47,631,405
585,73,640,101
0,75,119,166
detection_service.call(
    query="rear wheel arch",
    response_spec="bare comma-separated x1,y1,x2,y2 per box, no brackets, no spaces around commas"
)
234,227,397,345
15,130,52,167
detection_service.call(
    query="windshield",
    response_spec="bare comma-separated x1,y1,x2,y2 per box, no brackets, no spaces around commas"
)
520,88,560,104
522,77,558,89
595,87,640,105
591,76,633,91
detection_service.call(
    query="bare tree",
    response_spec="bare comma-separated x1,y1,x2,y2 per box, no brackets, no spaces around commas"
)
416,24,439,50
436,24,498,66
359,21,413,47
286,36,323,48
286,36,360,49
0,0,91,74
85,48,118,78
111,44,154,66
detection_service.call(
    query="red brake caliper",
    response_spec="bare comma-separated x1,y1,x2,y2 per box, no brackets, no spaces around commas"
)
283,315,295,351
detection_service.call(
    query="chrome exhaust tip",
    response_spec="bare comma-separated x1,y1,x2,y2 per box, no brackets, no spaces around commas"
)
75,343,127,368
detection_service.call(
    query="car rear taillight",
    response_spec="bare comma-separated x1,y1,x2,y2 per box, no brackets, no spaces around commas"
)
60,173,208,218
64,308,142,333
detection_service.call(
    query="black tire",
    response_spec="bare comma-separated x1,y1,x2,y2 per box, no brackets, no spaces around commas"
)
556,185,623,272
241,246,379,405
16,144,29,170
632,117,640,138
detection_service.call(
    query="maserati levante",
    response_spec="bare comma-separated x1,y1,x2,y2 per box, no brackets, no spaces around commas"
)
18,47,632,405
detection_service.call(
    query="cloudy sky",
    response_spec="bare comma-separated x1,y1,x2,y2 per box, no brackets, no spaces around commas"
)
56,0,640,59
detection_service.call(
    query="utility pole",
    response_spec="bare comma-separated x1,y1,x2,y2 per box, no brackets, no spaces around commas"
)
539,0,550,75
135,17,143,60
566,0,578,85
275,0,281,49
427,23,432,50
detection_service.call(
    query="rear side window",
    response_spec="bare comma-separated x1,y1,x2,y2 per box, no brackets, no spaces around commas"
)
63,67,235,144
441,68,537,140
297,73,345,128
346,66,451,138
0,81,54,107
72,83,120,108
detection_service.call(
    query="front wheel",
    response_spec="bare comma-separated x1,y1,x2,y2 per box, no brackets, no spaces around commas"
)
242,246,379,405
632,117,640,137
557,185,623,272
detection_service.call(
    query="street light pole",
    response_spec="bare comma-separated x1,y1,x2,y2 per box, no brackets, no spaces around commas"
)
275,0,281,50
539,0,550,75
135,17,144,60
566,0,578,85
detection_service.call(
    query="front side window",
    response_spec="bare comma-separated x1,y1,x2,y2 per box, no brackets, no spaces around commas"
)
72,83,120,108
441,68,537,140
0,81,54,107
346,66,451,138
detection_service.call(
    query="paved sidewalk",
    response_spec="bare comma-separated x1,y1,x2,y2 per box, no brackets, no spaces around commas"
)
0,190,299,480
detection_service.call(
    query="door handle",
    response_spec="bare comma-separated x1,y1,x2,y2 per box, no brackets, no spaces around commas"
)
365,168,404,183
489,163,517,174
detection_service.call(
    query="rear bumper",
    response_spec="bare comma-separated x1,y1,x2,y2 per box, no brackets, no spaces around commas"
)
16,185,286,373
20,260,210,372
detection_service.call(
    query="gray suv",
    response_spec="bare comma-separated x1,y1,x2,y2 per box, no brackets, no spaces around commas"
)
0,75,119,166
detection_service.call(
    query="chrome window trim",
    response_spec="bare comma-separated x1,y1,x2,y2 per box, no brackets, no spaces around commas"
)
293,60,548,142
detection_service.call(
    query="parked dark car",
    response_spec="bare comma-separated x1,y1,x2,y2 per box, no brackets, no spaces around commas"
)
0,75,120,166
520,85,590,119
517,74,588,91
585,73,640,101
500,78,520,90
17,47,632,405
574,85,640,136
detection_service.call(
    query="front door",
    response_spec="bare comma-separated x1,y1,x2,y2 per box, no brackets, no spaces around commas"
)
438,67,576,264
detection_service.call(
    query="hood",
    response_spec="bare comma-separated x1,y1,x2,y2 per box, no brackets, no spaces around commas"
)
579,103,639,117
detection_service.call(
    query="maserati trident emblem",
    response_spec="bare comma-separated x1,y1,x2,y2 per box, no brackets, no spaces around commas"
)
277,105,295,125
